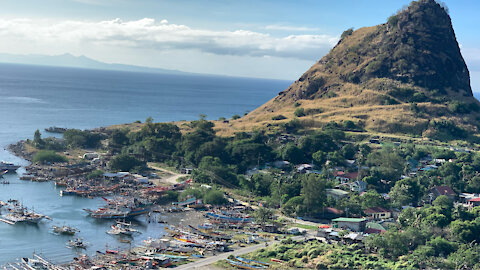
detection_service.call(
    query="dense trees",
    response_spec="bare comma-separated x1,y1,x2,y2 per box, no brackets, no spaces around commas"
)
33,150,67,164
109,154,145,172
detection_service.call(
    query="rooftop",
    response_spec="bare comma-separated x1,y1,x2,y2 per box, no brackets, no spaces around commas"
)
364,207,390,214
332,217,367,223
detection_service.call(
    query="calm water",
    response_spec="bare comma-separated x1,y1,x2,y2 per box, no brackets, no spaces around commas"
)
0,63,290,264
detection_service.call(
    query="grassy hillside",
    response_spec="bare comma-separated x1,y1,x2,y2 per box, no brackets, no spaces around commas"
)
220,0,480,140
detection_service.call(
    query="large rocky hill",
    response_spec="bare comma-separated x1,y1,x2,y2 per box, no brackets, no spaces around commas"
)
218,0,480,140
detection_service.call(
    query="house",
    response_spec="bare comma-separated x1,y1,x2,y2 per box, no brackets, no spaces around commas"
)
365,222,387,234
364,207,391,220
180,167,193,174
343,232,365,243
326,189,349,200
350,180,367,192
297,164,313,174
430,185,456,201
333,171,359,184
83,152,99,160
468,197,480,207
459,193,480,204
272,160,290,169
332,217,367,232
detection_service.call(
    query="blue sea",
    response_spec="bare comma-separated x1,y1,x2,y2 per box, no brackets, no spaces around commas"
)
0,63,290,264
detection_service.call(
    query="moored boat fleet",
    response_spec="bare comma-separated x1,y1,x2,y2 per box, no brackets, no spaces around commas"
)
0,160,275,269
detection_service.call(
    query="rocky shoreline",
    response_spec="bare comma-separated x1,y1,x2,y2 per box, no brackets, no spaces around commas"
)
8,140,32,161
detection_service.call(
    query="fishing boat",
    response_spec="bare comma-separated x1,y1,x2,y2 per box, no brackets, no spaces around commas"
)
22,257,49,270
0,162,20,172
107,220,140,236
67,238,87,249
53,225,79,235
45,126,67,133
54,179,68,187
235,257,270,267
1,200,47,224
206,212,253,224
84,197,150,219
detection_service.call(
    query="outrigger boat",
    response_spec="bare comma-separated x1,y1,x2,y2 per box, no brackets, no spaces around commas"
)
84,197,150,219
226,258,268,269
53,225,79,235
67,238,88,249
0,162,20,173
107,220,140,236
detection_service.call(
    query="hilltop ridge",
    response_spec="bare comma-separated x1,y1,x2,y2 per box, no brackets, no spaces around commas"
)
220,0,480,140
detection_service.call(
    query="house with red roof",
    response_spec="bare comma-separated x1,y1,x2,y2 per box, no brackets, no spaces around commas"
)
468,197,480,207
333,171,359,184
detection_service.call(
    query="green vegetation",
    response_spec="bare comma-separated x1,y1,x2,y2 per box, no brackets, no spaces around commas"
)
294,108,305,117
340,28,354,39
180,187,228,205
271,115,287,121
63,129,104,148
33,150,67,164
109,154,145,172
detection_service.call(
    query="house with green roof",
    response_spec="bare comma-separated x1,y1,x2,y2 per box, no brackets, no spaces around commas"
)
332,217,367,232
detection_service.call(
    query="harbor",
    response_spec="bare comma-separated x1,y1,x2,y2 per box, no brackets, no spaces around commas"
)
0,161,280,269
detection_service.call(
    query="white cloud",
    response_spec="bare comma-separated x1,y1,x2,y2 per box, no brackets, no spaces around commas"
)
0,18,338,61
264,24,320,32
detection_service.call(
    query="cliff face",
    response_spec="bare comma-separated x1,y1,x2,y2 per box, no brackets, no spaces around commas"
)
222,0,479,137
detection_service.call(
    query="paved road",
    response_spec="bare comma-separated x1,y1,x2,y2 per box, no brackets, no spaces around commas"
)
175,236,306,270
175,241,278,270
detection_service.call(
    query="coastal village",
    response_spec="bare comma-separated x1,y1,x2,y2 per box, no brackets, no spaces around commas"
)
1,0,480,269
2,119,480,269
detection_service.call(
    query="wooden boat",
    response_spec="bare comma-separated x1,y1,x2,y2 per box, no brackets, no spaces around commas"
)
53,225,79,235
226,258,267,269
67,238,87,249
236,257,270,267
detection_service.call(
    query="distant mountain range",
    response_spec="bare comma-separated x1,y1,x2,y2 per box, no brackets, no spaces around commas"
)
0,53,189,75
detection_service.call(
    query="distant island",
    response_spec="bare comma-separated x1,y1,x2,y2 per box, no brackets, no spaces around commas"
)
0,52,192,75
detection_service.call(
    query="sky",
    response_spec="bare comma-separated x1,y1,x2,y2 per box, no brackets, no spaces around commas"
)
0,0,478,90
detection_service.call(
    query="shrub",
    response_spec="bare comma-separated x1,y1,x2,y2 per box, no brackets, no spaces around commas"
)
294,108,306,117
109,154,145,172
272,115,287,121
448,101,470,114
326,91,337,98
341,28,354,39
33,150,67,164
87,170,104,180
203,189,228,205
294,102,301,107
232,115,241,120
388,15,399,27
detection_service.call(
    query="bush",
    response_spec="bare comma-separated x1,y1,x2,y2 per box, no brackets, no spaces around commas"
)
341,28,354,39
33,150,67,164
272,115,287,121
87,170,104,180
203,189,228,205
109,154,145,172
232,115,241,120
294,108,306,117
